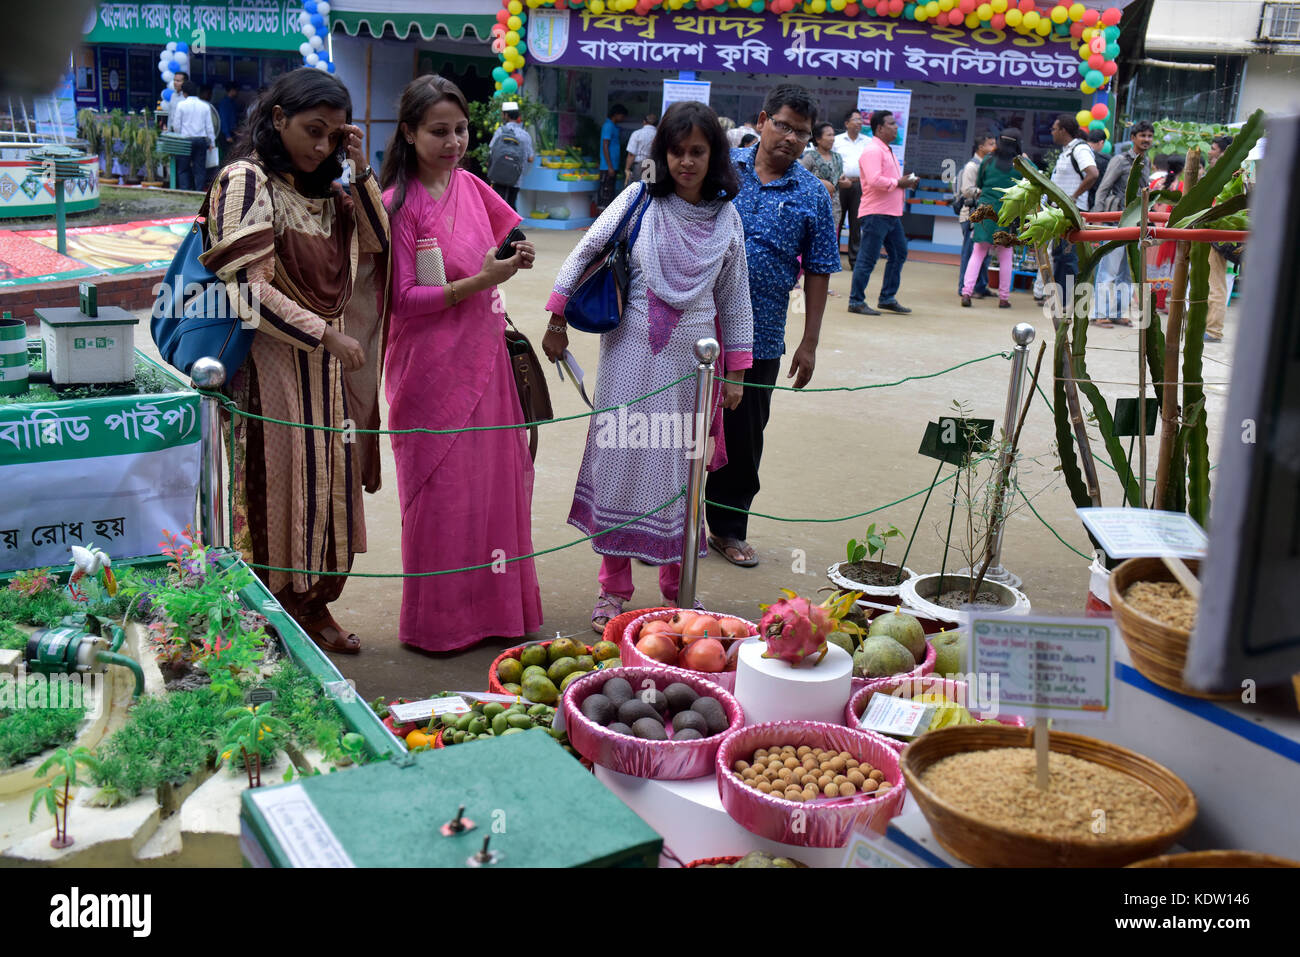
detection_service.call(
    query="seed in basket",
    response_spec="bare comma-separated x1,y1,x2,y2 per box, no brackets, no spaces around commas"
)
868,769,884,782
848,770,866,787
734,759,750,773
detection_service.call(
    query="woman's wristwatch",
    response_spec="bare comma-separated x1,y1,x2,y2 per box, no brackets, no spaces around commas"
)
547,323,567,334
356,165,374,182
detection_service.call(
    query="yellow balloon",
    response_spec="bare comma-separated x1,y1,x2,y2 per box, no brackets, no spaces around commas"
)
926,1,939,15
965,11,979,27
1082,27,1095,42
1036,18,1051,34
508,0,522,12
508,15,522,29
977,2,992,18
590,0,604,12
1004,8,1021,26
939,0,954,10
1050,5,1068,23
833,0,848,10
1023,10,1039,28
1080,82,1095,94
810,0,826,12
1068,2,1085,19
1080,43,1092,59
505,30,520,45
991,0,1007,12
495,81,503,90
1076,110,1092,129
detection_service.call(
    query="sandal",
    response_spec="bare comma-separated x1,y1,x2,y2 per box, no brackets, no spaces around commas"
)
299,614,361,655
592,592,625,634
708,535,759,568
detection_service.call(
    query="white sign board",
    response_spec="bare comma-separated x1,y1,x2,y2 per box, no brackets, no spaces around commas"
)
1077,507,1209,559
970,615,1114,721
857,87,913,168
387,696,471,725
249,784,355,868
840,827,921,868
663,79,711,110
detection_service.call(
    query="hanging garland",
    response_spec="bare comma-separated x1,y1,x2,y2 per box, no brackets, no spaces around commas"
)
488,0,1124,98
296,1,337,72
158,41,190,106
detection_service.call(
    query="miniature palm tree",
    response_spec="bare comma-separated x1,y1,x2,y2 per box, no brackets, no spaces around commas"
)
217,704,291,789
29,746,101,849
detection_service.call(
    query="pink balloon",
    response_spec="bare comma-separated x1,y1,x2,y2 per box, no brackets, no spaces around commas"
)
1101,60,1118,76
1090,35,1105,53
1091,102,1109,120
1070,20,1083,37
1088,53,1103,70
1101,7,1121,26
948,8,964,23
991,12,1005,28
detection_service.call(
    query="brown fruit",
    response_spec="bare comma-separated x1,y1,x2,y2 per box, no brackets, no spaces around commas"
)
869,769,884,782
861,779,879,792
823,782,838,797
839,782,857,797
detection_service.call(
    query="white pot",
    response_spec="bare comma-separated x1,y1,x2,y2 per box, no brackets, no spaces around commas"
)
827,561,917,602
899,573,1030,626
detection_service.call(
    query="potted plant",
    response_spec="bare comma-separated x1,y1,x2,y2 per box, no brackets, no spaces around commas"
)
899,393,1041,625
828,522,916,603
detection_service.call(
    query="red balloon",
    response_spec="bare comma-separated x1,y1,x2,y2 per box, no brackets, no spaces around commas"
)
876,0,890,14
496,9,509,22
889,0,904,14
947,8,964,23
1081,8,1099,25
991,12,1005,28
1088,53,1103,70
1091,102,1109,120
959,0,975,12
1019,0,1035,10
1101,60,1118,76
1070,21,1084,37
845,2,860,14
1101,6,1121,25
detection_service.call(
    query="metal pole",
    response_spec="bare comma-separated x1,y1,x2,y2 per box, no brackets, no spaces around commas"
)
984,321,1035,587
677,337,720,609
190,357,228,549
54,180,66,255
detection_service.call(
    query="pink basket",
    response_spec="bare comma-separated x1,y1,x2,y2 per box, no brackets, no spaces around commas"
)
848,635,937,691
562,666,745,780
620,609,757,694
715,721,907,848
844,676,1027,750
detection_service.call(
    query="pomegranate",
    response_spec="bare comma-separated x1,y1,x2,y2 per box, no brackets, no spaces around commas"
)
670,610,699,631
636,632,679,666
718,617,751,639
681,616,721,644
638,619,674,640
680,637,727,673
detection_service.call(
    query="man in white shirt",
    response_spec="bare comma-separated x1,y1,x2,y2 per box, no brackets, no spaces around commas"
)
832,109,869,263
956,131,995,296
163,71,187,132
726,114,759,148
623,113,657,185
1048,113,1098,305
170,81,215,191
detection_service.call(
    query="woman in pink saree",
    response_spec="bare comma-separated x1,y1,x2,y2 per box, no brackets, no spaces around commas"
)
379,76,543,651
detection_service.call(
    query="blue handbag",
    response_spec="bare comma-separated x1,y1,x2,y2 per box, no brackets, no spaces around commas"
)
150,189,255,378
563,184,651,334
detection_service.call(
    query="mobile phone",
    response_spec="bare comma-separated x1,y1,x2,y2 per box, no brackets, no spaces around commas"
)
496,227,527,260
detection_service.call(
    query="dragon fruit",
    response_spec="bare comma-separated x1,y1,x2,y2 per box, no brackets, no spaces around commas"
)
759,591,836,666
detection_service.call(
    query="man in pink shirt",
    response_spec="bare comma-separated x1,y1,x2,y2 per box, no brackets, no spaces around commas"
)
848,110,919,315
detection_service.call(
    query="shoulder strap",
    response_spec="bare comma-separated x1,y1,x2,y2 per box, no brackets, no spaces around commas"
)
626,183,651,246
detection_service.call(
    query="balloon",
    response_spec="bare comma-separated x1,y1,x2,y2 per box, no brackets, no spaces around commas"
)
990,12,1004,27
1022,10,1039,27
1018,0,1034,8
310,34,324,50
976,1,991,16
925,0,937,13
991,0,1006,10
317,2,331,13
508,0,523,11
492,38,505,52
303,23,316,37
889,0,904,13
1088,54,1103,70
1103,24,1120,40
1068,2,1083,18
299,41,312,57
1105,41,1120,59
810,0,826,11
174,52,189,66
504,45,518,59
1050,5,1067,24
1090,35,1105,53
166,41,177,51
1005,8,1021,25
965,11,979,26
518,40,527,54
1080,82,1095,94
316,61,330,71
306,52,319,66
1089,119,1106,132
492,66,507,81
310,13,325,28
947,8,963,23
1091,103,1108,120
502,78,518,93
912,4,926,19
162,87,173,101
1075,110,1091,129
1086,69,1104,87
1100,5,1120,25
304,0,318,12
508,14,522,28
846,1,861,13
959,0,974,11
1036,18,1050,34
1070,21,1083,38
1102,141,1112,154
1081,7,1098,25
590,0,604,11
175,42,189,53
162,69,174,84
1101,60,1117,77
167,58,180,72
497,9,510,21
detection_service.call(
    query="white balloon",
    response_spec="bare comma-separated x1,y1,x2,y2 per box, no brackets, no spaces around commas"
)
306,52,319,65
299,42,312,57
174,54,189,68
317,2,330,13
162,70,174,83
309,35,324,50
315,61,330,71
303,23,316,37
166,41,177,51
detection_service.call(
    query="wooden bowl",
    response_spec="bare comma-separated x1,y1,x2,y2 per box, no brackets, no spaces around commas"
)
1127,850,1300,868
1108,558,1236,700
900,724,1197,867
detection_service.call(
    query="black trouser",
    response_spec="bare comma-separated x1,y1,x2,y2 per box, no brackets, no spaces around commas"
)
597,169,617,210
177,137,208,191
838,179,862,259
705,357,781,542
492,181,520,210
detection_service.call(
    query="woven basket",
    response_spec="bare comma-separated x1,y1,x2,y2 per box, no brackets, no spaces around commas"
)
1128,850,1300,868
488,639,597,695
1108,558,1236,700
603,606,672,647
900,724,1197,868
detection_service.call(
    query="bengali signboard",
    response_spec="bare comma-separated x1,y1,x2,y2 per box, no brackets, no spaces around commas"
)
0,392,201,570
529,10,1087,89
83,1,306,52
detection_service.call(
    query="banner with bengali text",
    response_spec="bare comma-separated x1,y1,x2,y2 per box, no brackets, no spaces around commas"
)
82,1,306,52
528,9,1091,90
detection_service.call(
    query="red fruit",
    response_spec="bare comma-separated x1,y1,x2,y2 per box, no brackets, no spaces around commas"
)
681,638,727,673
636,633,679,666
670,610,700,631
639,619,674,641
681,616,720,644
718,617,750,639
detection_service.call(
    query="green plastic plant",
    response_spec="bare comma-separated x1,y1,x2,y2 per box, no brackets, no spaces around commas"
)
29,746,100,848
217,703,291,789
0,676,87,768
846,524,905,565
90,686,225,797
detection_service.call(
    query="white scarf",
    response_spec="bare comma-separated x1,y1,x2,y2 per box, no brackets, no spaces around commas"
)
635,191,734,311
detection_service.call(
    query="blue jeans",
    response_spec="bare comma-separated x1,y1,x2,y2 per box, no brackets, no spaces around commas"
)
1095,247,1131,319
959,220,990,294
850,214,908,306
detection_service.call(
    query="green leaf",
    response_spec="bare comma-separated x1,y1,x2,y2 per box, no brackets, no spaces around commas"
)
1183,241,1212,527
1013,156,1083,229
1170,109,1265,223
1170,192,1250,230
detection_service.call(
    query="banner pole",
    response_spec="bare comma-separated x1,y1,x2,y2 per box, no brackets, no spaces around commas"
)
677,337,719,609
191,356,227,549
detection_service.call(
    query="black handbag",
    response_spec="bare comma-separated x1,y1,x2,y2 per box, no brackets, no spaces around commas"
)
504,316,552,461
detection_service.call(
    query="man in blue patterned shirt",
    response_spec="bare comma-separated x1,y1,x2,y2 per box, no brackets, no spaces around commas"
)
705,84,841,568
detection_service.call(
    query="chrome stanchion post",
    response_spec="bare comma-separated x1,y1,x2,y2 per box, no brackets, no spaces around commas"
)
984,322,1035,587
190,357,228,549
677,337,720,609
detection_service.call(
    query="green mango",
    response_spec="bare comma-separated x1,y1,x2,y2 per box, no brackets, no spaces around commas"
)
467,717,486,736
483,702,506,720
547,726,566,740
500,727,525,736
491,712,510,736
455,713,475,733
527,703,551,717
452,730,467,744
507,713,534,730
574,655,596,672
502,682,522,695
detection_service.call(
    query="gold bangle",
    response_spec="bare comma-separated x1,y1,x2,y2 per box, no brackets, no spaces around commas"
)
446,281,459,306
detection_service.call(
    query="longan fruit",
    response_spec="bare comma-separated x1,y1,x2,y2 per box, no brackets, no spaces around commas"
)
734,760,750,773
861,778,879,793
800,773,818,787
877,782,893,793
802,786,819,802
848,770,866,787
845,758,860,770
784,786,803,801
868,769,885,782
838,751,853,762
754,749,768,760
757,780,773,793
839,781,857,797
783,756,799,770
781,745,796,754
823,782,839,797
777,768,794,782
796,745,812,757
833,775,847,786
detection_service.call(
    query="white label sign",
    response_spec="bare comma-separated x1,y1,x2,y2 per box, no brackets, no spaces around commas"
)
250,783,355,868
970,616,1114,720
663,79,711,110
388,696,471,725
1077,507,1208,559
857,693,934,739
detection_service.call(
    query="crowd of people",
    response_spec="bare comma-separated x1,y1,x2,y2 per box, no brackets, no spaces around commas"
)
195,69,1240,659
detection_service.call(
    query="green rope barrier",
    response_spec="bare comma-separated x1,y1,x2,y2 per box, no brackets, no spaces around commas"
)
197,371,697,436
244,489,688,578
1022,494,1094,561
718,352,1012,391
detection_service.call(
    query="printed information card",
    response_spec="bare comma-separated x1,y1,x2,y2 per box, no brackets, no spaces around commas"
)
970,615,1114,721
1077,507,1208,559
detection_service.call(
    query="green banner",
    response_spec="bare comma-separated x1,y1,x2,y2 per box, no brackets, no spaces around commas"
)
0,392,199,466
83,1,306,52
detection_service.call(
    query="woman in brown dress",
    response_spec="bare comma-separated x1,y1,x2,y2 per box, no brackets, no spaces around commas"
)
200,69,389,654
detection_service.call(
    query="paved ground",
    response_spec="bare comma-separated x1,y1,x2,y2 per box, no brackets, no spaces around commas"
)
132,228,1237,704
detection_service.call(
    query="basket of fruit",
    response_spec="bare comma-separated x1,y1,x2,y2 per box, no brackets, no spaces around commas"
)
561,666,743,779
843,675,1025,747
488,636,621,700
900,724,1196,867
845,607,939,685
716,721,906,847
603,606,671,647
686,851,808,867
621,608,756,692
